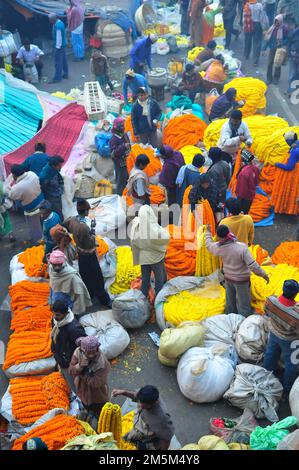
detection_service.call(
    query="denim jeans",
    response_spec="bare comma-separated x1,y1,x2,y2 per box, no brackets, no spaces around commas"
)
263,331,298,392
54,47,68,82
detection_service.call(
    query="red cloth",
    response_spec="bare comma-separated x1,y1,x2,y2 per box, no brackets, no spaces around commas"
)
278,296,296,307
3,103,87,176
236,164,260,201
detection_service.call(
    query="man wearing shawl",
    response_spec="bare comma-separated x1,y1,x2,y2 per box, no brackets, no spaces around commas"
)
69,336,111,420
67,0,85,61
48,250,92,315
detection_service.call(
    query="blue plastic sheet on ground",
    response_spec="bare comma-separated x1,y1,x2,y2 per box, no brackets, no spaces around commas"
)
225,187,275,227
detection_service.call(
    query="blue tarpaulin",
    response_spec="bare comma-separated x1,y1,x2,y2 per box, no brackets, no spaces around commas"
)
225,187,275,227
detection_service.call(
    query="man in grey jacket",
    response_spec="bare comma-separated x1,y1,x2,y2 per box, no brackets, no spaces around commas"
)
206,224,269,317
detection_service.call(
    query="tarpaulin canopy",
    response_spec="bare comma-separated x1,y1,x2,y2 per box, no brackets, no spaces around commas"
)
7,0,118,18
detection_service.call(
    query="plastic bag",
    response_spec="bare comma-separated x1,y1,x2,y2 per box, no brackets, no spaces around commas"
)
277,429,299,450
289,377,299,423
250,416,298,450
235,315,269,363
203,313,244,348
159,322,206,366
210,408,258,444
95,131,112,158
197,435,229,450
79,310,130,359
88,195,126,236
177,345,235,403
112,289,150,329
223,364,283,422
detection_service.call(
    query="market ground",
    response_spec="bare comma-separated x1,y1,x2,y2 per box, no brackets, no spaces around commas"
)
0,25,299,445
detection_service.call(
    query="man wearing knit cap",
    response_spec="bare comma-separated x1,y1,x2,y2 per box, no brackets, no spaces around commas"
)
129,34,158,75
123,68,148,104
69,336,111,423
63,199,112,308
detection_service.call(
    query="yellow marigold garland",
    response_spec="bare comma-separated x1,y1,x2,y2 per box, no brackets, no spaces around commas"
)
98,403,136,450
223,77,267,117
251,264,299,313
195,226,220,277
110,246,141,295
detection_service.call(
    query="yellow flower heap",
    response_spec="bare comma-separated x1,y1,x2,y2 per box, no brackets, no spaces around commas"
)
196,226,221,277
164,283,225,327
110,246,141,295
180,146,205,165
203,115,289,152
188,46,205,62
251,264,299,313
253,126,299,165
98,403,136,450
223,77,267,117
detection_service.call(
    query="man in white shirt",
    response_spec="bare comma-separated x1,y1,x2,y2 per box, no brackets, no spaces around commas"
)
218,110,253,164
16,38,44,83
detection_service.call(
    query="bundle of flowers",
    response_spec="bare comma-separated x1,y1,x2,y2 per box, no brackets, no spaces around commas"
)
98,402,136,450
10,372,70,426
3,330,52,370
248,244,271,266
165,225,197,279
18,245,48,278
122,185,166,206
96,236,109,258
223,77,267,117
271,161,299,215
249,193,272,222
9,281,50,315
258,165,278,196
182,186,216,236
110,246,141,295
272,242,299,268
195,225,220,277
126,144,162,178
163,114,207,151
253,126,299,165
10,306,52,333
12,415,84,450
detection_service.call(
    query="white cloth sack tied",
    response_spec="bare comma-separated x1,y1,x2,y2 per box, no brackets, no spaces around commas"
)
177,345,236,403
79,310,130,359
235,314,269,363
223,363,283,422
112,289,150,329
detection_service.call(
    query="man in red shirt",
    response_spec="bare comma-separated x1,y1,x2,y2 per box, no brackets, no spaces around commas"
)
236,148,260,214
263,279,299,393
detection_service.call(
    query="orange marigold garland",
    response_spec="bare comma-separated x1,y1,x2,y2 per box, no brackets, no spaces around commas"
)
3,330,52,370
182,186,216,237
258,165,278,196
163,114,207,151
126,144,162,178
9,281,50,315
11,306,52,332
12,415,84,450
123,185,166,206
272,241,299,268
10,372,70,426
228,150,241,196
249,192,272,222
18,245,48,278
95,236,109,258
271,162,299,215
165,225,196,279
124,115,137,143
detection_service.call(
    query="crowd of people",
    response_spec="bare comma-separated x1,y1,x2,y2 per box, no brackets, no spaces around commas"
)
1,0,299,453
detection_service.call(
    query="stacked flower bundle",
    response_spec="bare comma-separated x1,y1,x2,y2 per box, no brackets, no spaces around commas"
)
110,246,141,295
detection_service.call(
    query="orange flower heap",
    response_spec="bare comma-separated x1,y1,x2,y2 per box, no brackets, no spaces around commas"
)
271,161,299,215
18,245,48,278
9,280,50,315
10,306,52,332
123,185,166,206
10,372,70,426
12,415,84,450
96,236,109,258
126,144,162,178
165,225,196,279
3,330,52,370
272,241,299,268
163,114,207,150
249,193,272,222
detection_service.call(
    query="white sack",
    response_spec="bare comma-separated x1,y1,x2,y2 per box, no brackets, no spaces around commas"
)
203,313,244,348
113,289,150,329
235,315,269,363
4,357,56,378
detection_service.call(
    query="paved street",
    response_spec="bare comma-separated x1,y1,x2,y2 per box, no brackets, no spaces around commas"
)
0,6,298,446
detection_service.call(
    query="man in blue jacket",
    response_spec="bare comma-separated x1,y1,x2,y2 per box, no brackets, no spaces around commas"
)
22,142,50,176
129,34,158,75
39,156,64,220
276,131,299,171
123,69,148,104
49,13,69,83
131,87,162,147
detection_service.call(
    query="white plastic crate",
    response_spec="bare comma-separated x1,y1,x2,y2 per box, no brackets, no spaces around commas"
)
106,97,124,115
84,81,107,121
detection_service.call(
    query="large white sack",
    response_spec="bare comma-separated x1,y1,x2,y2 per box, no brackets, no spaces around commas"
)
79,310,130,359
112,289,150,329
202,313,244,348
223,363,283,422
289,377,299,424
61,175,77,219
4,357,56,378
235,315,269,363
88,195,126,236
177,346,236,403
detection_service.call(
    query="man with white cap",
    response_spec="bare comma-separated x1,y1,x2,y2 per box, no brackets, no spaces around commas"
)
48,13,69,83
275,131,299,171
129,34,158,75
122,69,148,104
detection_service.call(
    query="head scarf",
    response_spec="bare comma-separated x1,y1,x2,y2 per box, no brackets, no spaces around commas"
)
265,14,284,42
76,336,100,354
208,147,223,164
192,153,205,168
160,145,174,159
48,250,66,265
67,0,84,32
51,292,74,309
50,224,72,247
218,231,237,245
112,117,125,134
